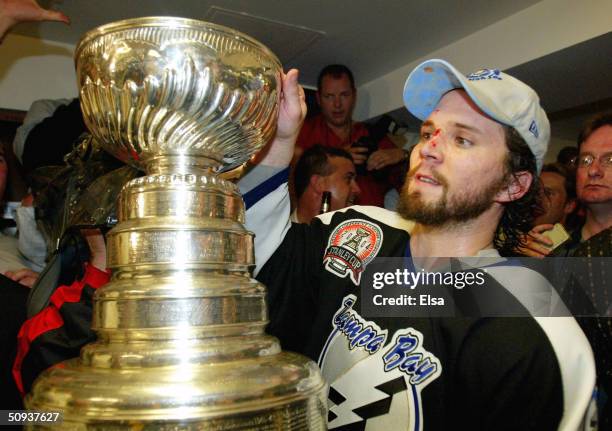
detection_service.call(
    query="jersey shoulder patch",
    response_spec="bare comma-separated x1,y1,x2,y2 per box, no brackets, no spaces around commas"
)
323,218,384,285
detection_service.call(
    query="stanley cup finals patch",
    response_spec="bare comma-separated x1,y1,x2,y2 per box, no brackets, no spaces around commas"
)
323,219,383,285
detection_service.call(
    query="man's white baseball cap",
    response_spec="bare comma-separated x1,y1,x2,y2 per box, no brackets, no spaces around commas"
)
403,59,550,172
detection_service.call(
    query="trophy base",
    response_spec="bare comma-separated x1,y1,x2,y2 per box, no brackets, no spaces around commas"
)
26,353,327,430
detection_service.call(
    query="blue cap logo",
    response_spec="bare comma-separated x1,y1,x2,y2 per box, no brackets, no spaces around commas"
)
529,120,539,138
467,69,502,81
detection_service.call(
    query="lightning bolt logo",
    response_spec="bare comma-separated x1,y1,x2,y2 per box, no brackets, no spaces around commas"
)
321,296,442,430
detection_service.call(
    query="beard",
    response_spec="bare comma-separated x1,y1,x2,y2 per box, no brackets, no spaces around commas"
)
398,167,508,226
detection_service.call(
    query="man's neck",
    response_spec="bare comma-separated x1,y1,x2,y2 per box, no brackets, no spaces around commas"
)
326,120,352,143
409,209,500,258
582,202,612,240
296,194,319,224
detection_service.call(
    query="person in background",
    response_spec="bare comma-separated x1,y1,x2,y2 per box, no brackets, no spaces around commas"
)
12,98,86,172
0,143,44,282
562,111,612,430
556,145,578,169
520,113,612,258
292,145,360,223
519,112,612,428
0,0,69,411
534,163,577,226
295,64,405,207
568,112,612,247
0,143,26,273
0,0,72,281
517,162,578,258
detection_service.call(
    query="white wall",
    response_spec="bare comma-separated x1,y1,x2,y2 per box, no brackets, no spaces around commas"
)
0,33,76,111
354,0,612,120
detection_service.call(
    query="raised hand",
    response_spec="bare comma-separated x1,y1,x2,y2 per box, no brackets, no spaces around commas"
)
252,69,306,167
0,0,69,41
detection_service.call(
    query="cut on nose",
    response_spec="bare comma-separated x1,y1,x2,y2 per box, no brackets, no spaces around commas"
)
419,140,442,162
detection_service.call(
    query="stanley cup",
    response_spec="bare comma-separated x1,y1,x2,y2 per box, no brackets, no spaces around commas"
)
25,17,327,429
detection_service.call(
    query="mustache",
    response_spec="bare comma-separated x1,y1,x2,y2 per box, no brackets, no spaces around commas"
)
406,165,448,187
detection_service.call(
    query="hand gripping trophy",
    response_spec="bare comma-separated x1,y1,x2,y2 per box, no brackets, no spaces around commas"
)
25,17,327,429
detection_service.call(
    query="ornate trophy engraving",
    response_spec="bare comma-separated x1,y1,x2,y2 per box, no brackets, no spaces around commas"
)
25,17,327,429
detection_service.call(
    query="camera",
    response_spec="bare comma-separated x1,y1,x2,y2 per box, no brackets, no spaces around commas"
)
351,136,377,175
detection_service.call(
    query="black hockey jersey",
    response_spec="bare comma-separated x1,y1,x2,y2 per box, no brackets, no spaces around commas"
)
242,168,595,431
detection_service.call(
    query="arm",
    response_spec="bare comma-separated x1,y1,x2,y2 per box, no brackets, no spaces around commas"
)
241,69,306,274
366,139,406,172
250,69,305,170
0,0,69,42
366,136,408,197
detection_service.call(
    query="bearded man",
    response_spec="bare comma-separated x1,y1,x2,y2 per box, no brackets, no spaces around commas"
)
240,61,595,430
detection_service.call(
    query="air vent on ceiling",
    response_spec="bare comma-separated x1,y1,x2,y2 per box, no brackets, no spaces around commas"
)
205,6,326,64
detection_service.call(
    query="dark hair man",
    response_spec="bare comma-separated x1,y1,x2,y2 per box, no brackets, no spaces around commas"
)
292,145,360,223
533,112,612,257
574,112,612,242
557,146,578,167
241,60,594,429
558,111,612,429
295,64,405,207
517,163,578,258
534,163,577,226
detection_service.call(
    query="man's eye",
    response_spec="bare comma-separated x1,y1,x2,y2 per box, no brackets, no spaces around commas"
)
421,132,432,140
456,137,473,147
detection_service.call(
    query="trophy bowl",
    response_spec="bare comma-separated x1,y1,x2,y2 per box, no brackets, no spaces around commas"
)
75,16,282,172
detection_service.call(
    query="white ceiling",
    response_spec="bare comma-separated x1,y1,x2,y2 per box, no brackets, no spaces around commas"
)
17,0,540,88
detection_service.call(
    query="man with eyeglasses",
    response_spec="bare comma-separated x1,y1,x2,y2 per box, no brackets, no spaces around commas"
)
555,112,612,255
553,111,612,429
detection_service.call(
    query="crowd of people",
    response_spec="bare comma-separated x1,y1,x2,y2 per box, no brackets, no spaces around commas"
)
1,1,611,430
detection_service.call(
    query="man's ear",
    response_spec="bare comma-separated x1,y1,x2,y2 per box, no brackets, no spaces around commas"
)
564,198,577,215
310,174,326,193
496,171,533,203
315,91,321,107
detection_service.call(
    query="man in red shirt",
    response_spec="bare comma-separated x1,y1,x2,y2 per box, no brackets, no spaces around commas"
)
296,65,405,207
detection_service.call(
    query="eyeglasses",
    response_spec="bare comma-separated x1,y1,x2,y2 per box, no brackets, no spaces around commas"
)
571,153,612,169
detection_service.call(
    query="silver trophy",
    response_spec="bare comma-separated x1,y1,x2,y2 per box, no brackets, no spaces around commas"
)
25,17,327,429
